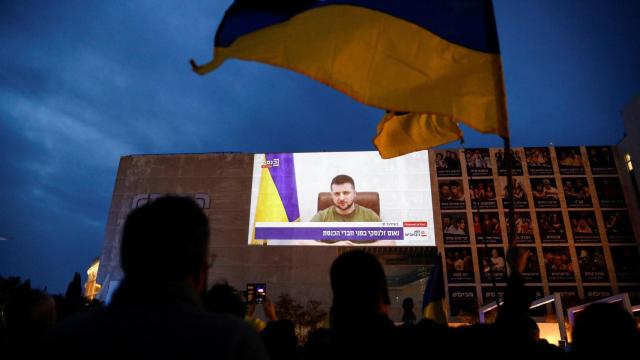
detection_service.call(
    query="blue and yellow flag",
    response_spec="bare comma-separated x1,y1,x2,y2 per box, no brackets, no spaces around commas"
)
252,153,300,244
422,253,447,324
193,0,508,157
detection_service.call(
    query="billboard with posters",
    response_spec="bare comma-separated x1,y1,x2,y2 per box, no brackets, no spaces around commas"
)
248,151,435,246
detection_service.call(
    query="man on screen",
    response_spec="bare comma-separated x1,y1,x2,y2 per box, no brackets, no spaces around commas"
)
311,174,381,222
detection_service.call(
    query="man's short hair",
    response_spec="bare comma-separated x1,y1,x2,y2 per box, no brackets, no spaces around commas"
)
331,175,355,189
120,195,209,282
449,180,459,187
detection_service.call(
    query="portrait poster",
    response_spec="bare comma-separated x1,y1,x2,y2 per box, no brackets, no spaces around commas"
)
543,247,575,282
594,177,626,208
477,247,507,283
445,247,475,283
448,287,478,317
537,211,567,243
438,179,467,210
525,147,553,175
531,177,560,208
610,246,640,283
603,210,635,243
562,177,592,208
499,176,529,209
469,178,498,210
587,146,617,175
495,148,524,176
442,212,470,245
464,148,492,177
569,211,600,243
556,146,585,175
434,150,462,177
473,212,503,244
576,246,609,282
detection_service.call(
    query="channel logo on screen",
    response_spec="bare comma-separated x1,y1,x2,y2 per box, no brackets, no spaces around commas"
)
261,158,280,168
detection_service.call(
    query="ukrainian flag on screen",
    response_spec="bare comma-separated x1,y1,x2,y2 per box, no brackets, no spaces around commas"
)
194,0,508,143
252,153,300,244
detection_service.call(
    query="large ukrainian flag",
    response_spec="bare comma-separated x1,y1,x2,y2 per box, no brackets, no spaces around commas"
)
193,0,508,157
251,153,300,244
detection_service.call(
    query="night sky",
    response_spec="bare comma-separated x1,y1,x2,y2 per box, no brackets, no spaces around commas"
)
1,1,639,293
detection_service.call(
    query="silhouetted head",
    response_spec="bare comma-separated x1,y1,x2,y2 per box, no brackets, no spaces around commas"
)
571,302,639,356
330,250,389,327
203,282,247,318
120,196,209,284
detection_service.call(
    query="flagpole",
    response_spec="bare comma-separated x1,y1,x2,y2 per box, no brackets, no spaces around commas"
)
503,136,518,274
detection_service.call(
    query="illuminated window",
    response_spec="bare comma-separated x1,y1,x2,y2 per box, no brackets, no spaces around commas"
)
625,153,633,171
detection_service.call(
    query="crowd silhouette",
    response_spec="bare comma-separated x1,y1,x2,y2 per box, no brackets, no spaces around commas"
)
1,195,638,359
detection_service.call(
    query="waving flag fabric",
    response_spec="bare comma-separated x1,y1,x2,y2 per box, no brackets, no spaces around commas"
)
422,253,447,324
193,0,508,156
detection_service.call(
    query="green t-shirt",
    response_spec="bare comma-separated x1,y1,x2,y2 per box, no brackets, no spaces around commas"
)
310,204,381,222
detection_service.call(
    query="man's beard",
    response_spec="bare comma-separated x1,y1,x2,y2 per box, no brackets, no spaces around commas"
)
336,200,353,211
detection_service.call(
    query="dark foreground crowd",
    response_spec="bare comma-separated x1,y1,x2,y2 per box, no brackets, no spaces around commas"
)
2,196,638,359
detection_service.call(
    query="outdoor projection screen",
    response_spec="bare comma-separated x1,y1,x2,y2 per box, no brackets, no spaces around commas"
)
247,151,435,246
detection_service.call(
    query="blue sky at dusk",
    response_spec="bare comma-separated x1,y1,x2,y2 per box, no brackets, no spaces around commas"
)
1,0,639,293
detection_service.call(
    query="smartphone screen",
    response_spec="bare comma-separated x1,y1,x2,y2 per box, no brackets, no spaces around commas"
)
255,283,266,304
